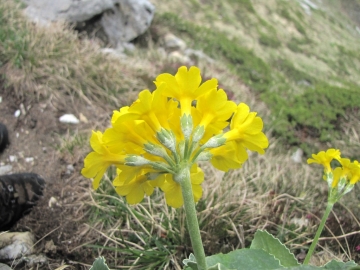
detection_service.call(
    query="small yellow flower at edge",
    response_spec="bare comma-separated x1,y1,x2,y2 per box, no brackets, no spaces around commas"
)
307,148,341,173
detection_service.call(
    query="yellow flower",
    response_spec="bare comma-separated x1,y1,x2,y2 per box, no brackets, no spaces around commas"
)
307,148,341,173
160,164,204,208
337,158,360,184
113,167,164,204
121,89,179,132
155,66,217,115
331,167,343,188
104,120,158,154
192,88,237,142
210,141,245,172
216,103,268,169
81,131,126,189
82,66,269,207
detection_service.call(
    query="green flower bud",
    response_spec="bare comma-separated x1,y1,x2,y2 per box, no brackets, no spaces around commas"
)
144,142,168,158
192,125,205,144
194,151,213,162
125,155,151,166
156,128,177,153
181,114,193,139
202,134,226,148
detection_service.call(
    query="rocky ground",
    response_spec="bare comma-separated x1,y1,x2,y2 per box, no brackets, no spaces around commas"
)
0,82,106,269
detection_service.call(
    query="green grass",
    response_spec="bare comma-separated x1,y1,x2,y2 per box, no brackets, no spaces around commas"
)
153,10,360,153
87,177,188,269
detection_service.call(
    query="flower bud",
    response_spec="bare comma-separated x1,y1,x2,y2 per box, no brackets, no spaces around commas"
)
156,128,177,153
192,125,205,144
194,151,213,162
144,142,168,158
125,155,151,166
181,114,193,139
202,134,226,148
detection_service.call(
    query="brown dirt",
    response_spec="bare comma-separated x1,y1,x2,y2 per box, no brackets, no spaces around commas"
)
0,82,106,269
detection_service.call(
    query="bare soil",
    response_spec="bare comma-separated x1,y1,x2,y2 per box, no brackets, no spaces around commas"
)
0,82,105,269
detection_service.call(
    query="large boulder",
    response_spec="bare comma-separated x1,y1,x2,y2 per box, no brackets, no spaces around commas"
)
23,0,155,47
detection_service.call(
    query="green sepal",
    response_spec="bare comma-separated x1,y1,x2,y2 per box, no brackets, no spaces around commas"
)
89,257,110,270
250,230,299,267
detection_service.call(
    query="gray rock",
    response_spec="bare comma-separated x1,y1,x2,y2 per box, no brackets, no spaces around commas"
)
184,48,215,63
23,0,155,47
163,33,187,51
59,114,80,124
291,148,303,163
0,232,35,260
0,263,12,270
101,0,155,47
0,165,12,175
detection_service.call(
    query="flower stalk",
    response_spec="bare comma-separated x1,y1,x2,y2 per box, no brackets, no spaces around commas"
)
180,169,207,270
303,202,334,265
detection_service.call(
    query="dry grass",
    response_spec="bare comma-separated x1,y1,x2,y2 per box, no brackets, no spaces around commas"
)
83,139,360,268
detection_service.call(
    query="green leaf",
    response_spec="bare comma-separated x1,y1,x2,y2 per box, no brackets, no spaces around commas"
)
273,260,359,270
89,257,110,270
183,253,199,270
275,266,320,269
207,263,234,270
323,260,359,270
205,249,282,269
250,230,299,267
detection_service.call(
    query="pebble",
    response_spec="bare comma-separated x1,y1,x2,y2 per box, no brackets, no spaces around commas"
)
0,232,34,260
291,148,303,163
0,165,12,175
66,164,74,175
14,110,21,118
25,157,34,163
59,114,80,124
8,155,17,162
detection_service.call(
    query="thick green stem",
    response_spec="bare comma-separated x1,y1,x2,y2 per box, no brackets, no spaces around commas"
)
180,171,207,270
303,202,334,265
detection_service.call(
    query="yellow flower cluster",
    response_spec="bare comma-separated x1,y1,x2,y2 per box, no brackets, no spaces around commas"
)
307,148,360,200
82,66,268,207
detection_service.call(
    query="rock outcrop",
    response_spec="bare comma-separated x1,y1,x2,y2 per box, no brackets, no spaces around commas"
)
23,0,155,48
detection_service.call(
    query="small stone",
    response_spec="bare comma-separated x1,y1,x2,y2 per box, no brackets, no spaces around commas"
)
168,51,191,64
0,165,12,175
79,113,88,123
20,103,26,116
291,148,303,163
25,157,34,163
44,240,57,254
14,110,21,118
163,33,187,51
66,164,74,175
59,114,80,124
9,156,17,163
48,196,60,208
23,254,47,267
0,232,35,260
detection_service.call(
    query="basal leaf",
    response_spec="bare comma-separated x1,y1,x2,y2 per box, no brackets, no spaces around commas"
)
205,249,281,269
89,257,110,270
250,230,299,267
